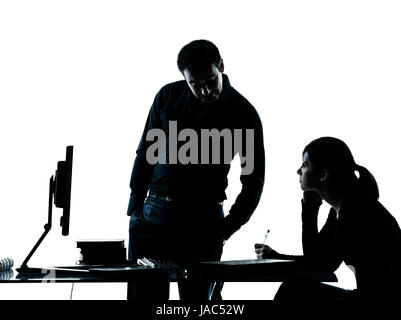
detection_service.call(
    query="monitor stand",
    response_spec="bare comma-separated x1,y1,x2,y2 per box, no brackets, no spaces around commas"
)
17,176,55,273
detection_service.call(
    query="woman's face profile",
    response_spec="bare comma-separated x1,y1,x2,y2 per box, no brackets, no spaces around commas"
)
297,152,321,191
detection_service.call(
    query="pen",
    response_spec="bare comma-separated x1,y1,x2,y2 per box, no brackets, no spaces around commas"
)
263,229,270,244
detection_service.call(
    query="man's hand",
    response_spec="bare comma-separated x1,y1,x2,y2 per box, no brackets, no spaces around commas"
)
254,243,280,259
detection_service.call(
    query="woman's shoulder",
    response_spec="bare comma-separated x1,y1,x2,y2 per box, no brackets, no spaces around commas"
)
342,194,393,224
356,199,401,237
372,201,401,229
343,198,401,251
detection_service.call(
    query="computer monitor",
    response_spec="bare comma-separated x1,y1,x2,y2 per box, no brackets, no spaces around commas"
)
54,146,73,236
18,145,74,271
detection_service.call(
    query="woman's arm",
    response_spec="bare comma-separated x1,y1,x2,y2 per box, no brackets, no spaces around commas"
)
255,192,342,272
301,191,322,256
254,244,302,261
301,192,343,272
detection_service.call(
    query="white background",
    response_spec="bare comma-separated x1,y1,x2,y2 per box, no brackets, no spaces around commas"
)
1,0,400,300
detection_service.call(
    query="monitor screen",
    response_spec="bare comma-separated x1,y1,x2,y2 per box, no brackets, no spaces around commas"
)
54,146,73,236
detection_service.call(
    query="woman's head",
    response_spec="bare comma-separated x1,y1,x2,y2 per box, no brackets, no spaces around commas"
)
297,137,379,200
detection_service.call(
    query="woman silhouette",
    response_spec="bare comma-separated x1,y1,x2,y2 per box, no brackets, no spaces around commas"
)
255,137,401,301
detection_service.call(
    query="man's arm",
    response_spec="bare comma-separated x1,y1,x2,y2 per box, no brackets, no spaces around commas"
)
127,90,163,216
221,105,265,240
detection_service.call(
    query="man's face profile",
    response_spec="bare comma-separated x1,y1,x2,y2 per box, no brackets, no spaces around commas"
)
183,62,224,104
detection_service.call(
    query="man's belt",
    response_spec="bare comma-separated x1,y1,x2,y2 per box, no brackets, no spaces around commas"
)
148,191,223,205
148,191,174,202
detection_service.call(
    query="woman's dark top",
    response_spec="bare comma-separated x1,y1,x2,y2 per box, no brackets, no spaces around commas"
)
298,190,401,299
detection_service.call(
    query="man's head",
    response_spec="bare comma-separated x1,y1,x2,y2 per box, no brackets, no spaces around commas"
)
177,40,224,103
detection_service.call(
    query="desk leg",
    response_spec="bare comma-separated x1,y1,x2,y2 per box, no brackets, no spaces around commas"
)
127,277,170,301
211,281,224,301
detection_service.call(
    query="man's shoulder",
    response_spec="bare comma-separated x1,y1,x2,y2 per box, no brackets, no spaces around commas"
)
228,86,261,123
225,81,256,109
150,80,188,108
158,79,188,96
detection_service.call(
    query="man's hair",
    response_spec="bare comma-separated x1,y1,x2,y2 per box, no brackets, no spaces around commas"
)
177,40,222,73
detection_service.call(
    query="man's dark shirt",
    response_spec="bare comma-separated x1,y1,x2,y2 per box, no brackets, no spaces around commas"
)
127,74,265,239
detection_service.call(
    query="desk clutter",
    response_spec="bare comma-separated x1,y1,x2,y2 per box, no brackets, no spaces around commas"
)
11,238,187,282
0,257,14,281
77,239,126,265
136,257,186,280
75,240,186,281
0,257,14,272
0,269,14,281
12,257,187,282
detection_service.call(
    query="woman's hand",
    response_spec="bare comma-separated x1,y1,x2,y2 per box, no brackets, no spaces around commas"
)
302,191,322,208
301,191,322,222
254,243,280,259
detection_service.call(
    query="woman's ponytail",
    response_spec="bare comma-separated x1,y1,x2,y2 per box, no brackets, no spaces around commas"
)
354,164,379,200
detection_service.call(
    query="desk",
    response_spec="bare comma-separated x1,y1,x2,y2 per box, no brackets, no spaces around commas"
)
0,259,337,300
0,264,185,283
0,259,337,283
199,259,338,282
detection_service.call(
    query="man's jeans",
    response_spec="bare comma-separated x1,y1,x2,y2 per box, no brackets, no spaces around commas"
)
127,193,225,301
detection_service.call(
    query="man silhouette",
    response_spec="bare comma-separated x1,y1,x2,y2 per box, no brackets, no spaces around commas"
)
127,40,265,301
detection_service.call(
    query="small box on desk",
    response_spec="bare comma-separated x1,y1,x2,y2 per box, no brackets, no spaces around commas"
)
77,239,126,265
